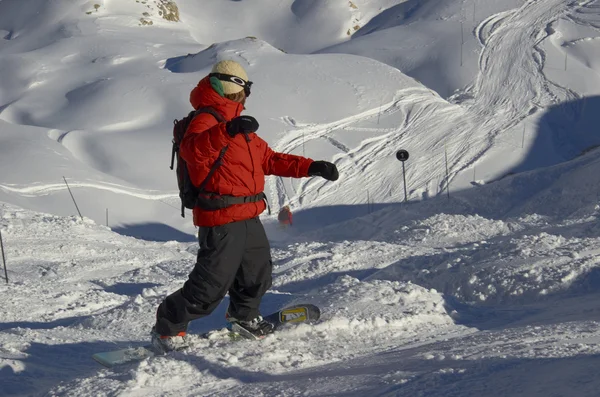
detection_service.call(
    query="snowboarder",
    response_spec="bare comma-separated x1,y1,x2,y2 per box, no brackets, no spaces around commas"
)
152,60,339,352
278,205,293,228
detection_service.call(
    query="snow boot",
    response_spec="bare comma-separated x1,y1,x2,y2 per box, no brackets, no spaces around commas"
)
226,313,275,339
150,327,190,353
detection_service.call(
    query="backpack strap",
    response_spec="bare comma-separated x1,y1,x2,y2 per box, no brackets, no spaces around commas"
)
191,107,228,192
196,145,229,194
195,192,267,211
193,107,225,124
188,108,229,216
170,107,224,171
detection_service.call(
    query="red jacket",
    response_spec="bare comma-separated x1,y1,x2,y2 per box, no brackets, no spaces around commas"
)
180,77,313,227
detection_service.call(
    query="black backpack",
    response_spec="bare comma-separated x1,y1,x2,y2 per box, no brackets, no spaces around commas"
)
170,107,226,218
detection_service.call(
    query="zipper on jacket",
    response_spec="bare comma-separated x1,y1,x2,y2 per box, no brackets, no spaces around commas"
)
244,134,258,194
244,133,270,214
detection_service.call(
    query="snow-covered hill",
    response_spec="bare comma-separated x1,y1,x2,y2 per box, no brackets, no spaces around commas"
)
4,149,600,395
3,0,600,395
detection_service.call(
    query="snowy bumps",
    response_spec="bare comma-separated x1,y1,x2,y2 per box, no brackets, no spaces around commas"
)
315,276,454,333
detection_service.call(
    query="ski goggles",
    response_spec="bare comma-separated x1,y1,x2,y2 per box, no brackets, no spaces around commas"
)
209,73,253,97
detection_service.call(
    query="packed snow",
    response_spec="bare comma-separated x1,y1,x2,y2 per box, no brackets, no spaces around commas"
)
3,0,600,396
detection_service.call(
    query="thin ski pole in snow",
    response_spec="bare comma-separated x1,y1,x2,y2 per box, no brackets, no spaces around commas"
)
402,162,408,202
1,230,7,284
444,144,451,200
63,176,83,221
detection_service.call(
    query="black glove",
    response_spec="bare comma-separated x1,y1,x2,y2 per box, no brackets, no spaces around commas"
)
226,115,259,137
308,161,339,181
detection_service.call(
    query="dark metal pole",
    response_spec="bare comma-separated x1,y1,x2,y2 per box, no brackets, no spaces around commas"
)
402,162,408,202
1,230,8,284
445,146,451,199
63,176,83,220
396,149,410,202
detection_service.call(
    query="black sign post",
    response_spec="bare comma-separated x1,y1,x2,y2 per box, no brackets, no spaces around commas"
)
396,150,410,202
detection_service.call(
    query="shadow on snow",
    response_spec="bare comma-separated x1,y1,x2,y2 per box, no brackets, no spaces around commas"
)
111,222,196,242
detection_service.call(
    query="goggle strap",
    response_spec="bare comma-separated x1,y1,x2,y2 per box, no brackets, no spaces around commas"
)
209,73,250,88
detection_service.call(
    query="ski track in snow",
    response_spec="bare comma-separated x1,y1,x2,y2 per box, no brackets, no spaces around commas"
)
271,88,454,208
270,0,594,212
4,1,600,396
0,1,590,218
0,181,177,200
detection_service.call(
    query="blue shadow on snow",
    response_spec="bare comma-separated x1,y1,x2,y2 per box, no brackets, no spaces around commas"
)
0,339,119,396
505,96,600,177
111,222,196,242
102,282,162,296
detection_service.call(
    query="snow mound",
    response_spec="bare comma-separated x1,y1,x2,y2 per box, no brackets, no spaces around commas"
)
314,276,452,331
370,214,600,305
396,213,514,247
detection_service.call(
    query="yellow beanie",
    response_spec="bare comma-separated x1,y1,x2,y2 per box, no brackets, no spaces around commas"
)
211,60,249,95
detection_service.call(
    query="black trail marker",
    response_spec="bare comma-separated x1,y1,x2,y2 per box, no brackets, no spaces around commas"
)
396,150,410,202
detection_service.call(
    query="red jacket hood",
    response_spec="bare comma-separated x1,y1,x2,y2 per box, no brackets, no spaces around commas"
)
190,77,244,120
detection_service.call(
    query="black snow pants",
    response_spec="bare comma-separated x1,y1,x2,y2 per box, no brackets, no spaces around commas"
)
154,217,272,336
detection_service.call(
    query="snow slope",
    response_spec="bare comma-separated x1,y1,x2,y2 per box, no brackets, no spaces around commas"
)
2,0,599,238
5,146,600,396
3,0,600,395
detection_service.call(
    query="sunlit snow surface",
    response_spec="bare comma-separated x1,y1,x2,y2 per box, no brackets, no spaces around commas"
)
3,0,600,396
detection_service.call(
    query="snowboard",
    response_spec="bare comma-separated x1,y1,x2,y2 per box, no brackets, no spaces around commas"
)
92,303,320,368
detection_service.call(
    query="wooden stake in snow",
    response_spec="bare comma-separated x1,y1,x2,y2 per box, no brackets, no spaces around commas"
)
1,230,8,284
63,176,83,221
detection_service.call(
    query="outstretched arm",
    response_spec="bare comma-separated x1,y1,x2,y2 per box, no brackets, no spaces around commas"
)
261,142,313,178
251,122,338,181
